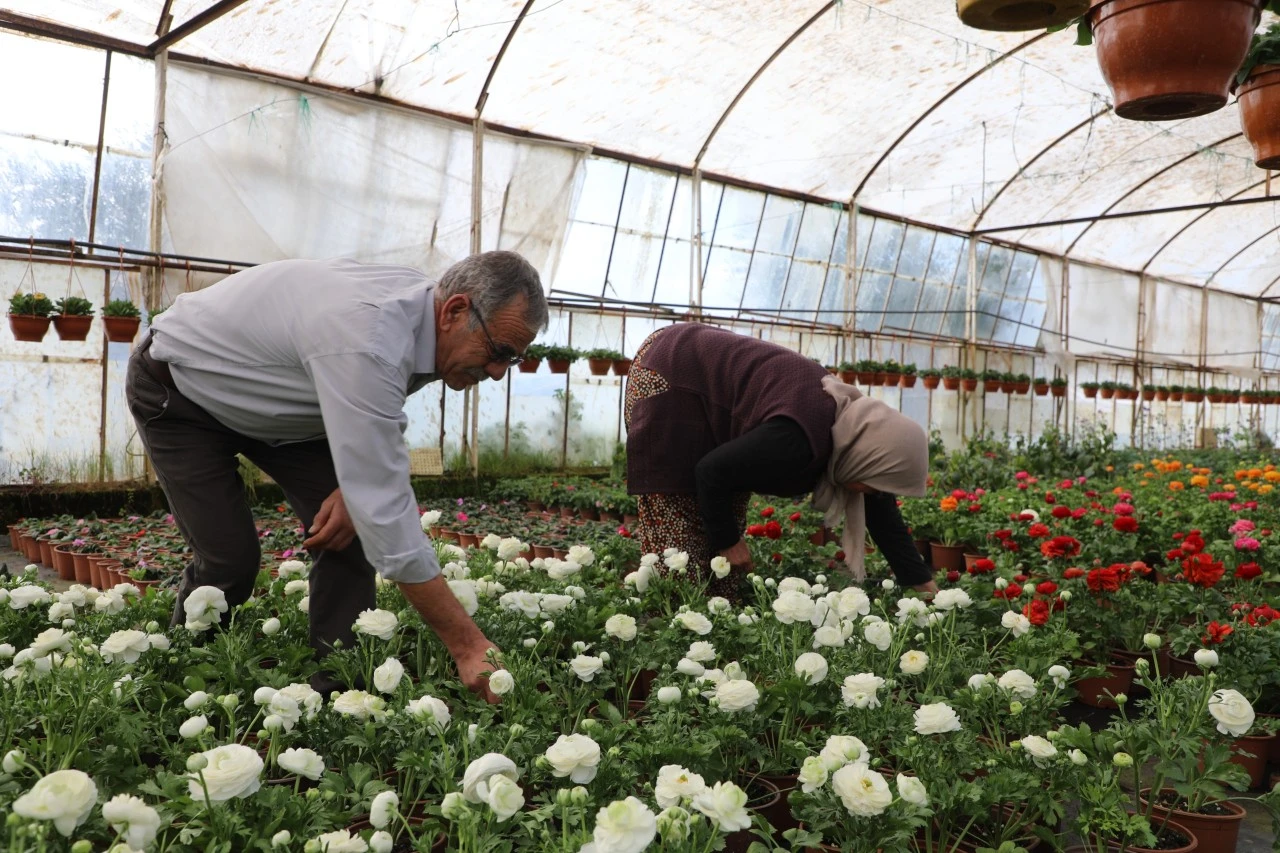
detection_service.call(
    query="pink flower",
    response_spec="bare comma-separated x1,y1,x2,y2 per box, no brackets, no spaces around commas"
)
1113,503,1134,516
456,512,468,523
456,498,465,506
1015,471,1029,480
1235,537,1261,551
1229,519,1257,535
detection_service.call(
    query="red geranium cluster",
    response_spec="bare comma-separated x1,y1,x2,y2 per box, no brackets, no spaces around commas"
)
1234,562,1262,580
1040,535,1082,560
746,520,783,540
1182,552,1224,588
1112,515,1139,533
1203,620,1233,644
990,529,1019,552
993,582,1024,600
1086,564,1125,592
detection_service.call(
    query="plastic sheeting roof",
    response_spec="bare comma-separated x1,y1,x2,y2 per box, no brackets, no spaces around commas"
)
7,0,1280,296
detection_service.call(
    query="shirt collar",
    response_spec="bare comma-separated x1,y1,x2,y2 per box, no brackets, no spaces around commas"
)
414,285,437,375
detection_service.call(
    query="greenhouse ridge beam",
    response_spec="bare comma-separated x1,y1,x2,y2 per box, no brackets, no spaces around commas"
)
0,10,150,57
149,0,250,54
973,194,1280,235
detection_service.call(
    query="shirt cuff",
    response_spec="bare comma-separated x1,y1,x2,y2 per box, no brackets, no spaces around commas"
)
375,546,441,584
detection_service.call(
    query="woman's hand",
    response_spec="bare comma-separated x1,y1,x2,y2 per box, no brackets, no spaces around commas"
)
912,580,939,595
719,539,753,573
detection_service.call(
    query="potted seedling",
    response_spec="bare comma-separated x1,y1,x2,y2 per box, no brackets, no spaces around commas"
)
584,348,622,376
1051,376,1069,397
854,359,880,385
898,363,918,389
52,296,94,341
1141,385,1157,402
1099,380,1118,400
960,368,979,392
613,353,633,376
1033,376,1050,396
546,345,580,374
880,359,902,387
1081,381,1101,399
8,292,54,342
521,343,549,374
1012,372,1032,394
981,369,1004,394
102,298,142,342
941,366,961,391
920,367,942,390
837,361,856,384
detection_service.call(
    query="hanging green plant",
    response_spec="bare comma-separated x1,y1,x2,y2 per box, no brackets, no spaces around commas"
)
102,298,142,343
1237,22,1280,169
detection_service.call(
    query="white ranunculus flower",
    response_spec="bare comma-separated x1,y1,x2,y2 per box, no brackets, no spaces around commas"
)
899,650,929,675
277,559,308,579
462,753,520,804
640,553,660,568
372,657,405,694
676,659,706,679
354,609,398,641
278,747,326,780
370,790,399,829
405,695,451,731
997,669,1037,699
311,829,368,852
540,593,574,614
188,744,262,802
654,764,707,808
777,576,812,595
771,590,816,625
261,617,282,636
545,733,602,784
605,614,638,642
819,735,868,770
657,686,682,704
284,579,309,596
8,585,52,610
488,669,515,696
29,627,71,658
179,715,208,739
567,545,595,567
272,829,292,847
570,654,604,682
0,643,14,658
47,601,75,623
1069,748,1088,766
96,591,127,615
13,769,98,836
1194,648,1219,668
833,587,871,619
332,690,387,721
267,693,301,731
484,773,525,822
584,797,657,853
831,763,892,817
254,686,279,705
3,749,24,773
710,556,732,579
673,612,713,635
624,567,652,594
913,702,963,735
691,781,750,832
546,559,583,581
278,683,323,720
296,595,310,613
723,660,746,681
495,536,524,561
369,830,393,853
1021,735,1057,765
812,625,845,649
103,793,161,849
841,673,886,709
714,679,760,713
420,509,442,530
664,551,689,573
896,597,930,625
147,633,171,651
447,579,480,616
100,629,151,664
500,590,544,619
897,774,929,807
479,533,502,552
1001,610,1031,638
707,596,731,614
184,586,228,624
794,652,829,685
798,755,829,793
1047,665,1071,689
968,672,995,691
931,588,973,611
685,641,717,663
863,620,893,652
1208,689,1255,737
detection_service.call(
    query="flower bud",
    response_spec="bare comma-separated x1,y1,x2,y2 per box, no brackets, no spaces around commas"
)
145,621,161,633
580,718,599,731
1113,693,1127,705
1194,648,1219,668
509,723,526,738
2,750,23,774
1142,633,1162,650
570,786,589,805
187,753,209,772
1113,752,1133,767
71,842,93,853
523,638,537,648
272,830,292,847
1069,749,1087,766
1008,701,1024,715
1134,658,1150,675
304,841,321,853
995,578,1009,590
881,579,895,590
219,694,240,710
263,714,284,732
1058,590,1072,601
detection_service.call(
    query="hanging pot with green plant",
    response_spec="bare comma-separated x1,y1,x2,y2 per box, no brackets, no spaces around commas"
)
1066,0,1263,122
584,348,622,377
520,343,549,374
545,345,580,375
1051,376,1069,397
958,0,1087,31
1237,22,1280,169
920,367,942,390
8,292,54,342
102,298,142,343
52,296,94,341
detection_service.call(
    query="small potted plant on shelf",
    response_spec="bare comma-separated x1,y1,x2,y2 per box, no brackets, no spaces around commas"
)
920,367,942,390
1081,381,1100,399
959,367,979,392
8,292,55,342
1168,384,1185,403
1236,21,1280,170
1033,376,1050,396
1154,384,1170,402
52,296,94,341
837,361,856,384
1207,386,1226,404
102,298,142,342
1012,372,1032,394
880,359,902,386
545,345,580,374
854,359,880,385
520,343,549,373
584,348,622,376
940,365,961,391
898,362,918,388
1099,380,1118,400
981,368,1004,393
1184,386,1206,404
613,352,633,376
1140,385,1157,402
1051,376,1069,397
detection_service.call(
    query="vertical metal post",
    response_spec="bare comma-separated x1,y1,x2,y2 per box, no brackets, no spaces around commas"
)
962,237,979,441
90,53,112,482
98,268,111,482
616,312,626,447
844,207,859,358
561,313,574,470
503,370,512,461
691,168,703,315
467,118,485,477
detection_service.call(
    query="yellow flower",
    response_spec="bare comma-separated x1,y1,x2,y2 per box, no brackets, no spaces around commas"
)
1169,481,1184,491
939,497,959,512
1224,484,1236,492
1132,463,1145,471
1189,475,1209,488
1265,471,1280,483
1260,484,1274,495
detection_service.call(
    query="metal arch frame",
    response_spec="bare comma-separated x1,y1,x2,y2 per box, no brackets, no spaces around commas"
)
1205,222,1280,288
971,108,1110,231
1058,133,1243,260
1138,179,1267,275
475,0,537,116
149,0,251,54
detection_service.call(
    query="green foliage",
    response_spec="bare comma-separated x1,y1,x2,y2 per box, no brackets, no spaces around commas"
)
545,345,581,362
920,367,942,378
583,348,623,360
102,298,141,318
54,296,93,316
1239,21,1280,84
8,292,54,317
524,343,551,360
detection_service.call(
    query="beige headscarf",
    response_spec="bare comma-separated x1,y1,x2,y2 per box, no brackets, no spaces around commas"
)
812,375,929,580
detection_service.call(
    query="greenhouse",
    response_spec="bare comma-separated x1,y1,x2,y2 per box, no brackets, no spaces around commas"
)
2,0,1280,851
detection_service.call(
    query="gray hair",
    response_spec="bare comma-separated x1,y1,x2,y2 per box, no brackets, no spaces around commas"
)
438,251,549,333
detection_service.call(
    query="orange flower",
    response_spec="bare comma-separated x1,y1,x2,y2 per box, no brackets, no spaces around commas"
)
1224,484,1236,492
1189,475,1209,488
1169,481,1184,491
1261,484,1274,494
1265,471,1280,483
1132,463,1145,471
1167,460,1183,473
1248,468,1263,479
939,497,959,512
1235,470,1250,480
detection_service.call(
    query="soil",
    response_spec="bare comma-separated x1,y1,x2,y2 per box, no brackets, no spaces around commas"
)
1145,824,1194,849
1154,791,1234,816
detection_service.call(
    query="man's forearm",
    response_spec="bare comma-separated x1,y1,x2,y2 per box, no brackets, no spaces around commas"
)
397,576,489,655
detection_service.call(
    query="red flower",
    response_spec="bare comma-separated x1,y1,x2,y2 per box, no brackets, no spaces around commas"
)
761,507,775,518
772,553,782,563
1203,621,1233,644
1113,516,1139,533
746,524,766,537
968,558,996,575
617,526,631,538
1013,573,1029,583
952,489,969,500
1086,566,1123,593
1027,523,1051,539
1044,492,1056,504
789,512,803,523
1062,567,1086,580
968,502,983,513
1051,506,1072,520
764,521,783,540
1113,502,1134,516
946,570,961,583
834,550,845,561
994,583,1024,600
1040,535,1082,560
1001,540,1021,552
1023,599,1050,626
1182,553,1225,588
1234,562,1262,580
1073,508,1089,520
992,529,1013,541
1036,580,1058,595
1247,604,1280,626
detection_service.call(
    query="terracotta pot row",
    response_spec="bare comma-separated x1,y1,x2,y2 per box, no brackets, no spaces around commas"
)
517,357,631,376
8,529,161,594
838,370,919,389
8,315,140,343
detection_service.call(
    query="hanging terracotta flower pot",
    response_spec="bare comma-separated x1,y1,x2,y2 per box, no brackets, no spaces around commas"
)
899,373,918,389
1238,64,1280,168
587,358,611,376
52,315,93,341
8,314,50,342
941,376,959,391
1033,382,1050,396
1089,0,1261,121
612,358,632,376
548,359,571,374
103,316,141,343
922,374,942,390
518,357,541,374
957,0,1088,31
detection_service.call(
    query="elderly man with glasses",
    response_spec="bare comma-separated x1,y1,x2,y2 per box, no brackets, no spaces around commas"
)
126,251,546,701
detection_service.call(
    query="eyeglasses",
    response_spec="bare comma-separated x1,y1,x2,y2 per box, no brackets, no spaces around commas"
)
470,304,524,366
